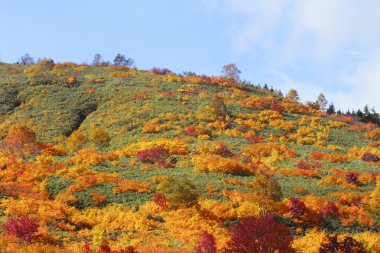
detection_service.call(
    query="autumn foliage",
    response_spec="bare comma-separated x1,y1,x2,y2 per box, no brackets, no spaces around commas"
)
136,146,176,168
4,216,39,242
225,215,294,253
0,61,379,252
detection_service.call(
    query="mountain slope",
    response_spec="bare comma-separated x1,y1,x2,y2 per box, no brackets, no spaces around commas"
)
0,62,379,252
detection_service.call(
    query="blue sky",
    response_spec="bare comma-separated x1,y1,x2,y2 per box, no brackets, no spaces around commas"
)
1,0,379,111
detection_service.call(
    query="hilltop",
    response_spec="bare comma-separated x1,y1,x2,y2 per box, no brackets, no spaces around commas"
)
0,61,379,252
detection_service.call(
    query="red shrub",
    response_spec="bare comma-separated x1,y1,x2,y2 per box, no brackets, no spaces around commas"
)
214,142,234,158
183,125,197,136
163,91,175,97
345,172,359,185
255,98,272,109
297,160,312,170
151,67,172,75
250,136,264,143
361,152,380,162
270,100,285,114
136,146,175,168
84,242,91,253
297,160,323,170
184,89,200,95
100,244,111,252
83,243,138,253
117,247,138,253
289,198,307,219
4,216,39,242
196,231,216,253
319,234,366,253
225,215,294,253
319,201,339,217
309,152,325,160
153,192,168,211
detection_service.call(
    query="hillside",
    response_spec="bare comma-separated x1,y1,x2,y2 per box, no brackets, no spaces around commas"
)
0,61,379,252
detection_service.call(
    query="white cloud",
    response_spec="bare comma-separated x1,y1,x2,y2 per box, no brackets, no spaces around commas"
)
337,52,380,110
202,0,380,110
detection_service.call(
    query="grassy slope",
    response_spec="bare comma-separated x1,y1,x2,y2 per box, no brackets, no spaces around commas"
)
0,62,379,237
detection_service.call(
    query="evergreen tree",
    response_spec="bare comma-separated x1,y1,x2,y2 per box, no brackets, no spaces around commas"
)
370,108,380,125
363,105,371,123
326,103,335,114
356,109,364,119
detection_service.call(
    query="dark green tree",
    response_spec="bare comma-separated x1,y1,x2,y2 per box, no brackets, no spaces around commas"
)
210,95,228,120
156,177,198,209
113,53,134,67
326,103,335,114
20,54,34,65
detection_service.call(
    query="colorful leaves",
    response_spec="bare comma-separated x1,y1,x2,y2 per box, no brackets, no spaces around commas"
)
192,154,249,175
225,215,294,253
156,177,198,209
319,234,366,253
136,146,176,168
196,231,216,253
289,198,307,219
4,216,39,242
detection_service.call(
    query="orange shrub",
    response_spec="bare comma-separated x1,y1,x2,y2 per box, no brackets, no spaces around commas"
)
109,71,130,79
330,114,353,123
89,126,110,149
192,154,250,175
66,130,87,152
222,179,244,186
66,172,120,193
91,192,107,205
365,128,380,140
113,179,152,194
309,152,348,163
132,92,147,100
242,142,296,159
325,153,348,163
309,151,324,160
68,148,105,165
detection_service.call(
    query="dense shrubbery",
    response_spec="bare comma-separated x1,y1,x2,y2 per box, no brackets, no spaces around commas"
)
156,177,198,209
136,146,176,168
4,216,39,242
0,62,379,252
225,215,294,253
361,152,380,162
196,231,216,253
319,234,366,253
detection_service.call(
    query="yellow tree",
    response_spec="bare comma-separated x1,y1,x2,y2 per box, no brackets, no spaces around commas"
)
89,125,110,149
66,130,87,152
247,174,283,202
221,63,241,82
156,177,198,209
369,178,380,215
287,89,300,102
